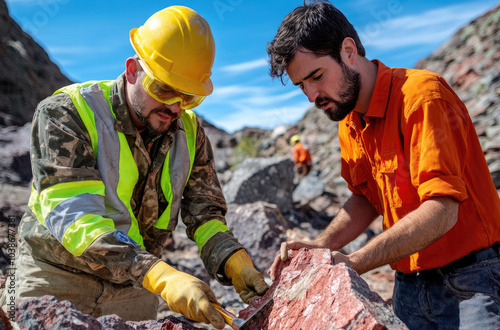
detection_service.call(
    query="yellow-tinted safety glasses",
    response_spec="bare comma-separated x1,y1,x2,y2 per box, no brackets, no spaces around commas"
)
139,61,205,110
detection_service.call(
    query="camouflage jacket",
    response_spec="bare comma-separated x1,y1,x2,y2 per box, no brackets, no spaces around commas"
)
18,74,242,287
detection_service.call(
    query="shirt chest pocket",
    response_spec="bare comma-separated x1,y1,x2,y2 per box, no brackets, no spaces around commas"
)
349,161,382,212
350,161,367,186
378,152,402,209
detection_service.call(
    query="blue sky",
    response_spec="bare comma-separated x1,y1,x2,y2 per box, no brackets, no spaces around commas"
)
5,0,499,133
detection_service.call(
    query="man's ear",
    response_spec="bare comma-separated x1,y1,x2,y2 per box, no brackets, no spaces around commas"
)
125,57,140,84
341,37,358,65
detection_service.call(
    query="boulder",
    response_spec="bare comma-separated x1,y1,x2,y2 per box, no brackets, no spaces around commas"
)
0,0,72,126
292,175,326,203
0,183,30,223
161,221,211,284
223,157,294,214
0,123,31,185
238,248,407,329
282,203,332,241
213,148,232,174
15,295,204,330
226,202,289,273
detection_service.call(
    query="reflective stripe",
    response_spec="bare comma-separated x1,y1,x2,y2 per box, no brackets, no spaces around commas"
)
156,110,197,230
29,180,105,225
79,84,142,247
157,118,190,230
45,193,106,242
182,110,198,184
157,154,173,230
63,214,116,256
193,219,229,253
80,85,138,230
54,81,101,156
27,180,110,255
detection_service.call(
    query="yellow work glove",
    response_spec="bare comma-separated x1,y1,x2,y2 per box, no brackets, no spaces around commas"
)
143,261,225,329
224,249,269,304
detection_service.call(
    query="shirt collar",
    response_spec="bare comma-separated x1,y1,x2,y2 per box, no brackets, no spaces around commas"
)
364,59,393,118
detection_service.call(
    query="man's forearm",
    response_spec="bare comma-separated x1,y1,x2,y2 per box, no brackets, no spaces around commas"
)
80,232,160,287
314,193,379,251
348,196,459,274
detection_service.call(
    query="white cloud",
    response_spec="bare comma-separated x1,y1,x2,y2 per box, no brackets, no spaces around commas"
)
359,2,497,50
207,83,304,112
238,90,303,107
220,58,268,74
210,84,300,101
210,85,259,97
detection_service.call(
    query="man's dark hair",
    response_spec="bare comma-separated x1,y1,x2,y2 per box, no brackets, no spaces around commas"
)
267,1,365,83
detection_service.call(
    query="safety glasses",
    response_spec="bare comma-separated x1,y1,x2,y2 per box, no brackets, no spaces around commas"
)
139,61,205,110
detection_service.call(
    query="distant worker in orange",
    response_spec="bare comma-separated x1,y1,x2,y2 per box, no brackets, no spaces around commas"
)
290,135,312,177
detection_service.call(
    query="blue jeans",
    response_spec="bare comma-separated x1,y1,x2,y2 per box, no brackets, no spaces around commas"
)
393,254,500,329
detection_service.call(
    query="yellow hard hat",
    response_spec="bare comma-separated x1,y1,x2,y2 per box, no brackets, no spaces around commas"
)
290,135,300,145
130,6,215,96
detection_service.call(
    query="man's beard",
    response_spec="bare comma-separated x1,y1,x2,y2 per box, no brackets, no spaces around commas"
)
133,105,179,136
315,62,361,122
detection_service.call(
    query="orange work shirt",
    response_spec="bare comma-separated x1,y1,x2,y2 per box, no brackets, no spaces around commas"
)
339,60,500,273
292,142,312,165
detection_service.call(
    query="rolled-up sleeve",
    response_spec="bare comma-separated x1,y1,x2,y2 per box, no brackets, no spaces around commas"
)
405,98,469,202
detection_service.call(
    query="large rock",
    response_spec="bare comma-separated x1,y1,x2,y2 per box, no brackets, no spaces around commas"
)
161,222,211,285
238,248,407,329
15,295,204,329
223,157,294,214
292,174,326,203
0,0,72,127
226,202,289,273
0,183,30,223
0,123,31,185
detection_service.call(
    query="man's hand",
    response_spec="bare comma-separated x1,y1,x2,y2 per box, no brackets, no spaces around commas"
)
143,261,225,329
224,250,269,304
268,240,326,281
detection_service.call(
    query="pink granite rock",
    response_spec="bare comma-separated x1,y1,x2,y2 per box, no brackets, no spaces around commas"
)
15,295,203,330
0,306,13,330
239,248,407,329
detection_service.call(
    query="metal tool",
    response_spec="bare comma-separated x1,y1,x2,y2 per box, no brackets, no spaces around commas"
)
210,302,240,329
211,295,273,330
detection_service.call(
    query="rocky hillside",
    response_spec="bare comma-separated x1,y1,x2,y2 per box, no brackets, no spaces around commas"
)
415,3,500,184
0,0,72,126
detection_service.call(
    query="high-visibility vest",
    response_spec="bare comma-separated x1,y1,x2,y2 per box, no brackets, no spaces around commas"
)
28,81,228,256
